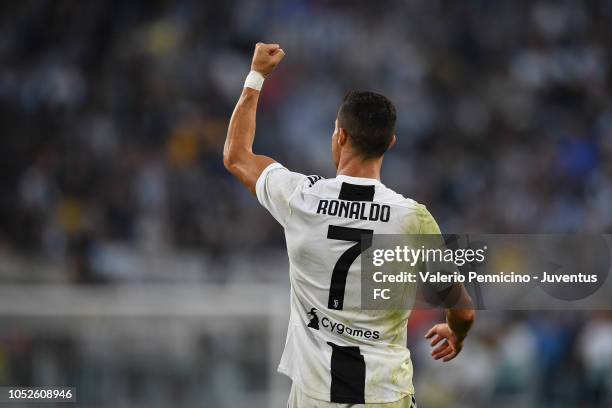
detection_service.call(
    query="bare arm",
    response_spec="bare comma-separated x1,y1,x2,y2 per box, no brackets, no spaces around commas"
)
223,87,275,194
416,209,476,362
223,43,286,195
425,285,475,362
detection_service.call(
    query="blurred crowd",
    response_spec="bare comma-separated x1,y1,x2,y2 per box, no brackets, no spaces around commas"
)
2,309,611,408
2,0,612,273
408,310,612,408
0,0,611,407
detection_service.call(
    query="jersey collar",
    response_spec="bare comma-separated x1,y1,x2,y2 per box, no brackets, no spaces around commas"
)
335,174,384,186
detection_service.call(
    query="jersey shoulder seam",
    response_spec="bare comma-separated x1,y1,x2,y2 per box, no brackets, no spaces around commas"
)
286,174,325,221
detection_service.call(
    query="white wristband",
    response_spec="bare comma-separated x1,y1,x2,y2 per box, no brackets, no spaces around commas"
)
244,70,265,91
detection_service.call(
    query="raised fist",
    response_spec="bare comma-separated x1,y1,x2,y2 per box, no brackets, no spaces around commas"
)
251,43,285,77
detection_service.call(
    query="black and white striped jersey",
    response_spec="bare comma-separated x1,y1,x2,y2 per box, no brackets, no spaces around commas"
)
256,162,440,404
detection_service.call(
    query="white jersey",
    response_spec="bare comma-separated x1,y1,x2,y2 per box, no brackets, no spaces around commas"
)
256,163,440,404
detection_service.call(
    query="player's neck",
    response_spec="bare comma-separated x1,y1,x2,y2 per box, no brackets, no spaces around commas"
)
336,154,383,181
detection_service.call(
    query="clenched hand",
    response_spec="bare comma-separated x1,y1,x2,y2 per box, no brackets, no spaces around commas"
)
251,43,286,77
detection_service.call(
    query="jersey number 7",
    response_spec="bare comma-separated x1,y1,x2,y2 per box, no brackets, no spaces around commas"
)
327,225,373,310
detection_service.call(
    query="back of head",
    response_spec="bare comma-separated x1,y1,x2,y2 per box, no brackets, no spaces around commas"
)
337,91,397,159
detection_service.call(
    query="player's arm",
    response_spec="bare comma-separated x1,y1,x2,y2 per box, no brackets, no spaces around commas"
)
425,288,475,362
223,43,286,195
416,205,476,362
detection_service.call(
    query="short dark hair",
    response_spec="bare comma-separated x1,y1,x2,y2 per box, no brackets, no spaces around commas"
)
337,91,396,159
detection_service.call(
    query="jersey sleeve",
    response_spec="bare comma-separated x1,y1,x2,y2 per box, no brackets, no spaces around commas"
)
412,204,456,295
416,204,441,235
402,203,442,235
255,162,306,227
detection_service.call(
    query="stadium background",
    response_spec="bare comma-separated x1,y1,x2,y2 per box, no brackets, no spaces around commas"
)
1,0,611,407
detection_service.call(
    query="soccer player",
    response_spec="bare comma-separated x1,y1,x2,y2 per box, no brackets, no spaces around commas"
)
223,43,475,408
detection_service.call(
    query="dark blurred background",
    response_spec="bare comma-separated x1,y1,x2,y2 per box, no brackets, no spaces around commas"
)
0,0,611,407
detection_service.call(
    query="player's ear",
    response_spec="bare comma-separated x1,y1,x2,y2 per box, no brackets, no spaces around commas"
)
338,127,348,147
388,135,397,150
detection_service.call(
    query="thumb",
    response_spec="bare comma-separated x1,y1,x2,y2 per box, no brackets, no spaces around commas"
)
425,325,438,339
